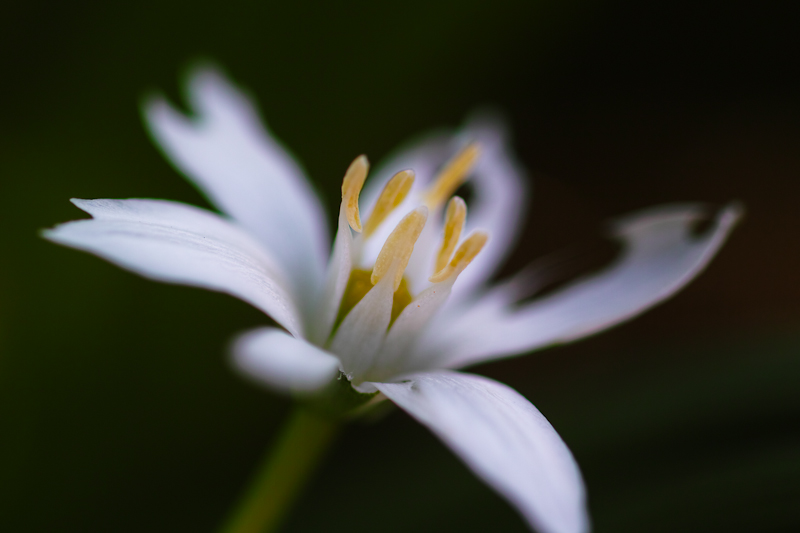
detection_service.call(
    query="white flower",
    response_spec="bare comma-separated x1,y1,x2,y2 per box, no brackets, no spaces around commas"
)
45,68,741,533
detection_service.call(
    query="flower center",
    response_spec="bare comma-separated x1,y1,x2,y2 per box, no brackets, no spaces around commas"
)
330,145,488,341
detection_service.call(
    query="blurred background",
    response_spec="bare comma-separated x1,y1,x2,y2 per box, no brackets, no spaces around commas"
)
2,0,799,531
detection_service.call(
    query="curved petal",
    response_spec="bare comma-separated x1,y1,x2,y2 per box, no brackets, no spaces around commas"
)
423,203,743,369
376,371,588,533
358,113,528,297
231,327,341,394
44,198,304,338
143,67,329,304
360,131,452,209
449,114,529,303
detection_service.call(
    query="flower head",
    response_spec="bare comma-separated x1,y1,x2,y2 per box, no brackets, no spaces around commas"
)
45,67,741,533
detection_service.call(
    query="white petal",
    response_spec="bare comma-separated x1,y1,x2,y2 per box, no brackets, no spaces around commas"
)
424,203,742,368
311,205,354,345
401,212,446,294
376,371,588,533
144,67,329,303
362,277,457,382
328,266,395,383
359,114,529,296
448,114,529,303
44,198,304,338
231,327,341,394
360,131,452,208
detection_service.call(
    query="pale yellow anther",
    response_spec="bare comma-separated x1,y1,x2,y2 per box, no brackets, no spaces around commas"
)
434,196,467,273
429,231,489,283
363,169,415,238
341,155,370,232
424,143,481,208
371,207,428,291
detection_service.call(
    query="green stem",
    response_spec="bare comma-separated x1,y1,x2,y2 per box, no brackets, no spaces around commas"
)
220,407,340,533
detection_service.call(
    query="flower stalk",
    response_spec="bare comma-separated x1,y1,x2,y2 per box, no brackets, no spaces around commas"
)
220,407,340,533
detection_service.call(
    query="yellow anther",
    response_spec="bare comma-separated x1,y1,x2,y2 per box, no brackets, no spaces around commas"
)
424,143,480,208
434,196,467,273
341,155,369,232
371,207,428,291
429,231,488,283
363,169,415,238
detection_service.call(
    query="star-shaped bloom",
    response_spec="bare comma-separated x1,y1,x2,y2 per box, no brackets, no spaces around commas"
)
45,68,740,533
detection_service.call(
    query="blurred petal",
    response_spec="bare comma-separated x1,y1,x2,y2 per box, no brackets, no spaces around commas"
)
45,198,304,338
144,67,329,303
425,203,742,368
376,371,588,533
449,114,529,303
232,327,341,394
361,132,452,208
359,114,529,296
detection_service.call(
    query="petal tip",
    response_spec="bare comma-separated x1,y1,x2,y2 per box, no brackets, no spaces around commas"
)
69,198,92,210
721,200,745,226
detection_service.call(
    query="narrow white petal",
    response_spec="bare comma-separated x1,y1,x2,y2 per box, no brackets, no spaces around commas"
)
45,199,304,338
363,278,457,382
231,327,341,394
402,214,445,294
144,67,329,303
448,114,528,303
424,203,742,368
311,206,354,345
328,267,395,383
376,371,588,533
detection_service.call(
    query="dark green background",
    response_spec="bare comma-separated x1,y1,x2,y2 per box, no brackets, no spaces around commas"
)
2,1,799,531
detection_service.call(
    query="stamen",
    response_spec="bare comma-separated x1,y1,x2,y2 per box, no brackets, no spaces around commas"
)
363,169,415,238
429,231,488,283
434,196,467,273
341,155,369,232
424,143,480,208
371,207,428,291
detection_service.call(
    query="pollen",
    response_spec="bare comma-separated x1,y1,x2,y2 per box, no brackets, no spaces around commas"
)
363,169,415,237
371,207,428,290
341,155,369,232
424,143,480,208
429,231,488,283
434,196,467,273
